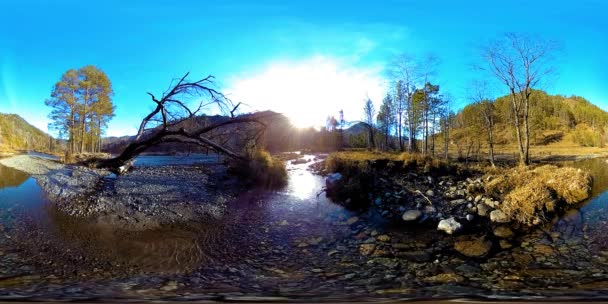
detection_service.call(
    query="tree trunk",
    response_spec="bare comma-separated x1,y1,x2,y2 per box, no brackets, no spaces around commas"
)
510,93,526,166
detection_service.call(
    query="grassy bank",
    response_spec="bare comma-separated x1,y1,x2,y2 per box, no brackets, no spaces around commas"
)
323,151,593,227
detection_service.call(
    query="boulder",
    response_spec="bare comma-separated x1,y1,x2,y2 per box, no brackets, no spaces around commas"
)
490,210,510,223
402,210,422,222
477,203,489,217
454,237,492,257
493,226,514,238
325,173,342,189
437,217,462,235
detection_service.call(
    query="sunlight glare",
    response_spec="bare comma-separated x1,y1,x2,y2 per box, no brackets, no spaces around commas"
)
226,56,385,128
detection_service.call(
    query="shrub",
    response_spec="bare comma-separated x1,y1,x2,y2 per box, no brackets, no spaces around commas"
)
233,149,287,189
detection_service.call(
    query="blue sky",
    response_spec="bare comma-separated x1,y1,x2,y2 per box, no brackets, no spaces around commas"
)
0,0,606,136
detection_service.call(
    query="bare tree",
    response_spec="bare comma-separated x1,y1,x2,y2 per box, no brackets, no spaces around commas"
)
87,72,273,173
482,33,556,166
469,80,497,167
388,54,418,152
363,97,376,150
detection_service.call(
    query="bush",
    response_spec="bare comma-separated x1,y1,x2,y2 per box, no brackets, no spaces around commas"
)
485,165,592,225
232,150,287,189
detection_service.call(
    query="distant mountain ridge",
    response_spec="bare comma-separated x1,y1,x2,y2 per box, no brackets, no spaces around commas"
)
0,113,58,153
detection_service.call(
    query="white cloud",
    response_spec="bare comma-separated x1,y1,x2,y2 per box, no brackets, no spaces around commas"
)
225,56,387,128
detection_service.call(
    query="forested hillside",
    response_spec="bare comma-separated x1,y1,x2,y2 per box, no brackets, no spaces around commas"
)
450,90,608,159
0,113,59,153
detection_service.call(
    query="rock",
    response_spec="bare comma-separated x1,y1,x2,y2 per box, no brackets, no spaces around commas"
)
346,216,359,225
474,195,482,203
454,237,492,257
423,273,465,284
160,281,179,292
423,205,437,215
466,214,474,221
426,190,434,197
466,202,474,209
477,203,489,217
534,244,554,255
374,198,383,206
359,244,376,256
450,199,467,205
490,210,510,223
437,217,462,235
499,240,513,249
377,235,391,242
307,237,323,245
402,210,422,222
325,173,342,189
493,226,514,238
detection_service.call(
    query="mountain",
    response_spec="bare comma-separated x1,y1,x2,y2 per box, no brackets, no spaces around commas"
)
0,113,59,153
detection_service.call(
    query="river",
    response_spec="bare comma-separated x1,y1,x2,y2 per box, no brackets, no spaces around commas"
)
0,154,608,300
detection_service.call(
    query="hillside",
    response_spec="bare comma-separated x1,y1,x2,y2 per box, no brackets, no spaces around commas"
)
0,113,59,154
448,90,608,159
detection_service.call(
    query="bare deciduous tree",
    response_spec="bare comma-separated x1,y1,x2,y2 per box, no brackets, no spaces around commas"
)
482,33,556,166
469,80,497,167
87,72,273,173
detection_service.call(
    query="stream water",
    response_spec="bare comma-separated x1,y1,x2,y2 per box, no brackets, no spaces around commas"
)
1,154,608,300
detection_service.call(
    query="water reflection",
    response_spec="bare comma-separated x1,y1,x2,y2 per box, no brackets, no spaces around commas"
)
0,164,47,212
0,164,29,188
134,153,221,167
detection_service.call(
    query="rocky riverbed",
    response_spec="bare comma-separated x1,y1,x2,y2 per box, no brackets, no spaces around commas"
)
0,154,607,301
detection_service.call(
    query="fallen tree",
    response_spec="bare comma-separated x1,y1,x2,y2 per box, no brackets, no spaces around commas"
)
85,72,274,173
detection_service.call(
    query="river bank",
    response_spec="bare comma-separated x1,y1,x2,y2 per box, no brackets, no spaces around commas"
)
0,155,239,230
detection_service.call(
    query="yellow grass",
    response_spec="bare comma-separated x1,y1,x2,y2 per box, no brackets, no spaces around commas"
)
485,165,592,225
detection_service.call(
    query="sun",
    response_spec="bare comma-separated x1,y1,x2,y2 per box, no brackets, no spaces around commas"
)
226,56,386,129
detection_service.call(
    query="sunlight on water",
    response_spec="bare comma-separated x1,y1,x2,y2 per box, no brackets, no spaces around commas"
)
284,156,322,200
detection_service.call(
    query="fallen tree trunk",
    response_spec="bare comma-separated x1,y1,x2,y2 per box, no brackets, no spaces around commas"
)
84,72,274,173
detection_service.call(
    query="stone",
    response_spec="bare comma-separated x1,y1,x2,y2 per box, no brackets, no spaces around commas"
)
454,237,492,257
325,173,342,189
437,217,462,235
534,244,554,255
493,226,514,238
490,210,510,223
450,199,467,205
359,244,376,256
426,190,434,197
466,214,474,221
499,240,513,249
346,216,359,225
402,210,422,222
474,195,482,203
377,234,391,242
424,205,437,215
374,198,383,206
423,273,465,284
477,203,489,217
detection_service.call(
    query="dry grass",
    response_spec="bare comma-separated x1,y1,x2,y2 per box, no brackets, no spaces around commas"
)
232,149,287,189
325,151,453,175
485,165,592,225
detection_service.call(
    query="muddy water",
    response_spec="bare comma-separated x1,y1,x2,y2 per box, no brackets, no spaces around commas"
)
2,155,608,300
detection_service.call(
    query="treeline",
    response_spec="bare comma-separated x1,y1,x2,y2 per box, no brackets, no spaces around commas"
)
0,113,60,153
46,65,115,156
